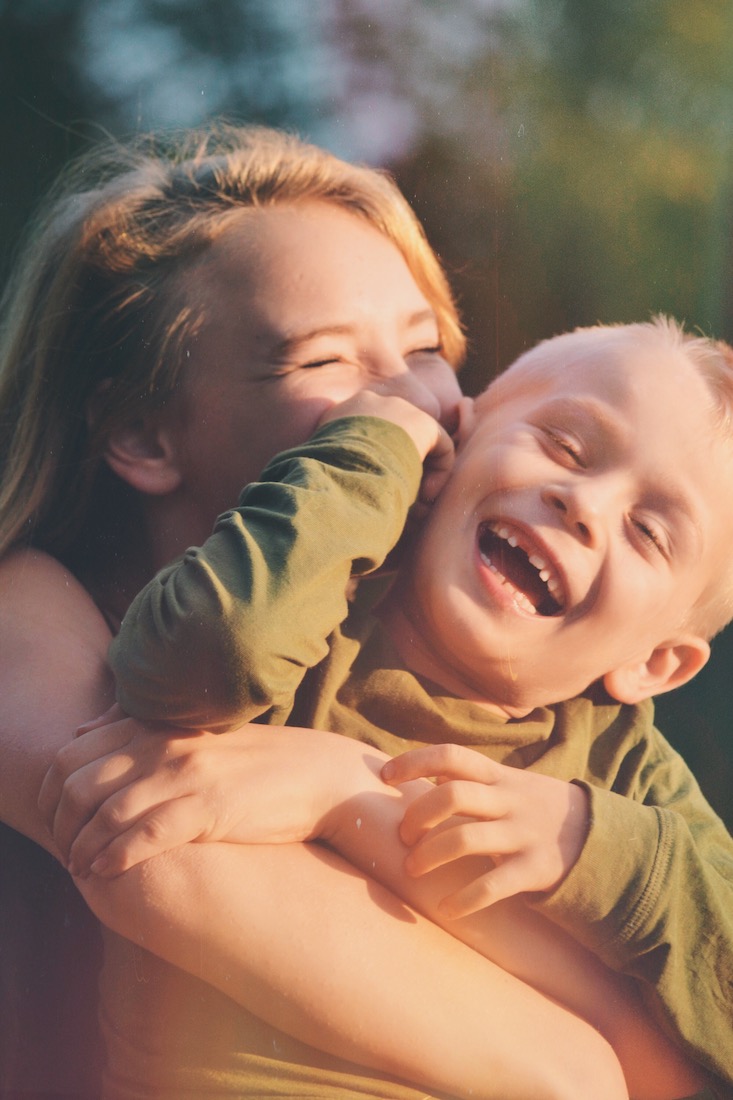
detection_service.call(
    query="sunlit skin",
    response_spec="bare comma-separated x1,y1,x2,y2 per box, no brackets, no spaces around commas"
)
382,334,733,715
147,201,461,556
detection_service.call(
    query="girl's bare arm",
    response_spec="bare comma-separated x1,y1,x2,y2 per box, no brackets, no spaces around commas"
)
0,550,115,850
80,837,625,1100
0,548,625,1100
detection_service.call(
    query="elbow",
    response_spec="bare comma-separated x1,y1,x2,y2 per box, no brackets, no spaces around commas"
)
110,619,285,732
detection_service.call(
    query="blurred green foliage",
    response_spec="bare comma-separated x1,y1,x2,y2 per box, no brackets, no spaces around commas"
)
1,0,731,823
350,0,733,386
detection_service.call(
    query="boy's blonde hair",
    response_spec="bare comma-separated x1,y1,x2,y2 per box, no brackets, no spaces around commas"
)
481,316,733,640
0,123,464,573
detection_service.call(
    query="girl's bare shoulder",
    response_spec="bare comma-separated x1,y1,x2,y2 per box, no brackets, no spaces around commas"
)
0,547,111,652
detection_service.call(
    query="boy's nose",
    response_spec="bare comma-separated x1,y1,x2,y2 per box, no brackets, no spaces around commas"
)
541,481,603,547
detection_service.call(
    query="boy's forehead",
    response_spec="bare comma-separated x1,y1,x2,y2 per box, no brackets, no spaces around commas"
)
479,332,695,416
478,339,617,415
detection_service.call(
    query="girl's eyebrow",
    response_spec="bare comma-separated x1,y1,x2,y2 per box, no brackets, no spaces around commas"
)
404,307,440,330
270,308,440,361
271,324,353,360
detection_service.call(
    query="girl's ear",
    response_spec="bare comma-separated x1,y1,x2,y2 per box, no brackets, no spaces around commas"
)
603,635,710,705
103,418,183,496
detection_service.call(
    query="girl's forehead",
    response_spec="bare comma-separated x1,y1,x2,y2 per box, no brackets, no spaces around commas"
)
180,204,432,340
185,202,414,302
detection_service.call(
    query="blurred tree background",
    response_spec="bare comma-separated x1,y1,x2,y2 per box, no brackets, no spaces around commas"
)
1,0,732,823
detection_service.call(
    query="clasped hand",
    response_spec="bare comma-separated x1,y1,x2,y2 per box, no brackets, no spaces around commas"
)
38,707,387,878
40,714,589,916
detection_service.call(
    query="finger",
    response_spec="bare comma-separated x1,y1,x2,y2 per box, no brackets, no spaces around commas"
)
399,780,507,846
419,465,451,507
453,396,475,443
65,771,179,874
50,752,140,862
72,794,206,878
75,702,127,737
38,723,134,829
64,758,216,874
383,743,498,786
405,820,517,876
438,860,535,918
419,426,455,504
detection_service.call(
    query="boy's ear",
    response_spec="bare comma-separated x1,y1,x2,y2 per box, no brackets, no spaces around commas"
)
603,635,710,704
103,418,183,496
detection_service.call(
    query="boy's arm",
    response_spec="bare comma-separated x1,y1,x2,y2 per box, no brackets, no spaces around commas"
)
111,415,426,731
532,731,733,1087
380,726,733,1090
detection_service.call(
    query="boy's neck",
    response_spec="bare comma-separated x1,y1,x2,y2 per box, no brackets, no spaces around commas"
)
377,597,533,720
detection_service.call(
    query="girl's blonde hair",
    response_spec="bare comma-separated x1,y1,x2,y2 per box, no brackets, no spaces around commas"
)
0,123,464,571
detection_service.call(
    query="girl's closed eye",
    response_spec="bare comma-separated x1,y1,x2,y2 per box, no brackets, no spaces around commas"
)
410,344,444,357
300,356,343,369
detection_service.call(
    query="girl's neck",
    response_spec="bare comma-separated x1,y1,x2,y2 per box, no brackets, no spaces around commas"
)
80,538,153,636
72,485,159,633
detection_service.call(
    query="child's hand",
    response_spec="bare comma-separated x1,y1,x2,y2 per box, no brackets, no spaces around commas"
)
319,390,455,506
382,744,590,917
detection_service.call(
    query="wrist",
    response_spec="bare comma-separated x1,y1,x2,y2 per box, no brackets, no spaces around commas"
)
301,732,391,842
551,780,591,892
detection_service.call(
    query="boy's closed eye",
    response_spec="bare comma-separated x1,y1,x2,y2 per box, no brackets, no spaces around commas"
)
630,515,667,557
543,428,586,468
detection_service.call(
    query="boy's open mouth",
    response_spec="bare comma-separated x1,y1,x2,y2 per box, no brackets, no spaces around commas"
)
477,521,565,616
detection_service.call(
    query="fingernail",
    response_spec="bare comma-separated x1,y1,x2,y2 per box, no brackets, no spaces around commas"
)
90,856,108,876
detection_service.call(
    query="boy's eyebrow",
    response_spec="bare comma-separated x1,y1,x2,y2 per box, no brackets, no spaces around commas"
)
541,396,629,443
270,309,440,360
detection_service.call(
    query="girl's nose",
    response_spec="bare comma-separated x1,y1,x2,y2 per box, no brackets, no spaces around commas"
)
374,357,461,430
372,362,442,421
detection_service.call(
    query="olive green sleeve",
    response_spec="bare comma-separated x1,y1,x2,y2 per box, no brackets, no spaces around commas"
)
109,417,422,731
536,719,733,1088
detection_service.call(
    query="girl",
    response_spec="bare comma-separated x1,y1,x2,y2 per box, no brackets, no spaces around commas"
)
0,124,627,1099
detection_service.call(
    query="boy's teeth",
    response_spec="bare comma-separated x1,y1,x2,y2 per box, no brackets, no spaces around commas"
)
481,554,537,615
512,589,536,615
484,521,565,614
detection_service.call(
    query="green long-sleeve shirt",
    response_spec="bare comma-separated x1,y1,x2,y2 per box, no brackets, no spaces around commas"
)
111,417,733,1092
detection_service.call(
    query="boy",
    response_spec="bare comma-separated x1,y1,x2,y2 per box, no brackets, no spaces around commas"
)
75,319,733,1093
